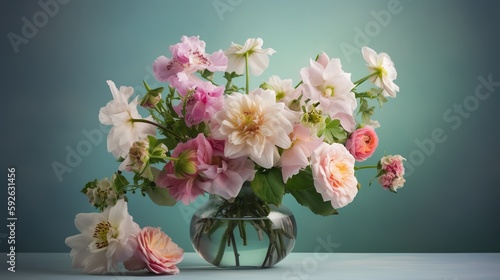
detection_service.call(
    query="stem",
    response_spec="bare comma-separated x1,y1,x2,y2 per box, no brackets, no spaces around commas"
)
229,222,240,266
245,52,249,94
261,241,275,267
354,165,378,170
238,220,247,246
236,204,248,246
131,118,184,141
212,226,227,267
201,72,219,86
352,72,379,90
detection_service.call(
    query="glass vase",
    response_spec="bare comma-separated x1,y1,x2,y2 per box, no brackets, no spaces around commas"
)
190,183,297,268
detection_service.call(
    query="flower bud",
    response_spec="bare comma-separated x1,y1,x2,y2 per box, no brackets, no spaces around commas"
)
140,81,164,108
151,143,168,158
259,82,272,90
174,149,197,179
287,98,302,112
140,94,162,108
128,140,150,173
85,177,124,211
301,106,325,133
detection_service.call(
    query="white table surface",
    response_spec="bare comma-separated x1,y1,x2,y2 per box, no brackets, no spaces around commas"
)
1,252,499,279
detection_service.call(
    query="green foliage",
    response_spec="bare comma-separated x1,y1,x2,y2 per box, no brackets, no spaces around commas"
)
223,71,243,95
81,179,97,196
355,87,387,125
146,185,177,206
321,118,348,144
113,172,130,193
358,98,374,125
288,187,338,216
200,69,215,83
285,168,338,216
284,166,314,191
251,168,285,206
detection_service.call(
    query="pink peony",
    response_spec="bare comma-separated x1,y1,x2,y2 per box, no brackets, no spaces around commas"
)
197,138,256,200
124,227,183,275
153,36,227,83
280,124,323,183
345,126,379,161
156,135,206,204
156,134,256,203
311,143,358,209
378,155,406,192
380,155,405,176
173,80,225,127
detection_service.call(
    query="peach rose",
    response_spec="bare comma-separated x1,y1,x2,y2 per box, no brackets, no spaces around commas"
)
311,143,358,209
345,126,379,162
124,227,183,274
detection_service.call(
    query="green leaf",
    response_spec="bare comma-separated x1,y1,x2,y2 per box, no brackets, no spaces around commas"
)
141,165,154,181
251,168,285,206
377,93,388,108
223,71,243,95
288,187,338,216
200,69,214,81
223,71,243,80
147,135,157,147
285,167,315,191
113,172,129,193
322,118,348,144
81,179,97,195
359,98,368,112
146,186,177,206
361,106,374,124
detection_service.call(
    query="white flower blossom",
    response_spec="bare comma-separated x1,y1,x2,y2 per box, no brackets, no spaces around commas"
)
99,81,156,159
225,38,275,76
300,52,357,132
65,200,140,274
210,89,293,168
362,46,399,98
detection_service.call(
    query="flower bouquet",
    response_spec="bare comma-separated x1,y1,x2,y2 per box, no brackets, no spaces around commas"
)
65,35,406,274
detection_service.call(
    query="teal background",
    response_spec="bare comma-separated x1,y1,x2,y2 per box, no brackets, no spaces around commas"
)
1,0,499,253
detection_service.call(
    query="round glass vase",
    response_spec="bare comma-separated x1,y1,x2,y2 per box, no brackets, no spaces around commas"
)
190,184,297,268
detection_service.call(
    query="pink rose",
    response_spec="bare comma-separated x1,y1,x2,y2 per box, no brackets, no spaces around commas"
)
124,227,183,274
311,143,358,209
345,126,379,162
378,155,406,192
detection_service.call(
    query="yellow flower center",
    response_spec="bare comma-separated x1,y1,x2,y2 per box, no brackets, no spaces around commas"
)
302,107,323,125
93,221,116,249
276,91,286,101
323,86,335,97
239,110,263,136
329,161,353,189
375,66,387,78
